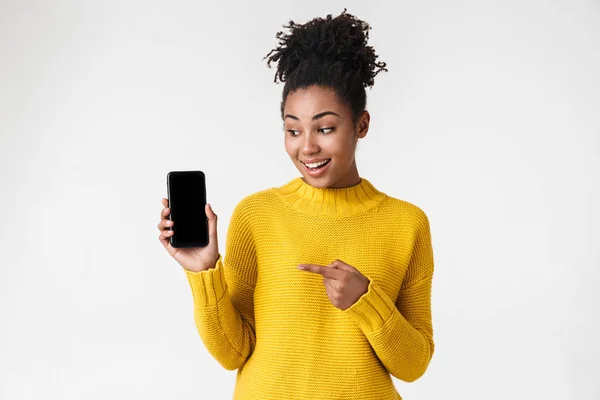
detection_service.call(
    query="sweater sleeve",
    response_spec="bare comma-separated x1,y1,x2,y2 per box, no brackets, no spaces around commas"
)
183,199,258,371
342,209,435,382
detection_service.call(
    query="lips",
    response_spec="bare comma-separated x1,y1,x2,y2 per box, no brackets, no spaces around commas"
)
301,158,331,166
302,158,331,177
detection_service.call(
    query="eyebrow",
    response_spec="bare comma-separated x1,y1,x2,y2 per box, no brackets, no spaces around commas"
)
284,111,340,121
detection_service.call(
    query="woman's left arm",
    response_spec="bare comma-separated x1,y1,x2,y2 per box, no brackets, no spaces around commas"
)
342,210,435,383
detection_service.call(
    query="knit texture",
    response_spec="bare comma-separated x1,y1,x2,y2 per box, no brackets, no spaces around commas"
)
184,176,435,400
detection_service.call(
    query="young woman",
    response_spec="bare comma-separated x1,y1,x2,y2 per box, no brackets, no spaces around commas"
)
158,9,435,399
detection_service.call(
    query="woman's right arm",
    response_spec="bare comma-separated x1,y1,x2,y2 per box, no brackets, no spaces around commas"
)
183,199,258,371
158,196,257,370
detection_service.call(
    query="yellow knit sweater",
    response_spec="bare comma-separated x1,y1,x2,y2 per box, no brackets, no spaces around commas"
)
184,176,435,400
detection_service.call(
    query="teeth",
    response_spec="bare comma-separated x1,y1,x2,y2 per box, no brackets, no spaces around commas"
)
305,159,330,168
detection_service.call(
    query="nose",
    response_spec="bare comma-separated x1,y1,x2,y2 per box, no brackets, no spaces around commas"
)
302,131,320,154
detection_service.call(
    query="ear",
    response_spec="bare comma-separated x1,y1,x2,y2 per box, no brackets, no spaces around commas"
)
355,110,370,139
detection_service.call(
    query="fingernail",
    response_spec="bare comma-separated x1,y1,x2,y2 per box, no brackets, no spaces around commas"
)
297,265,305,270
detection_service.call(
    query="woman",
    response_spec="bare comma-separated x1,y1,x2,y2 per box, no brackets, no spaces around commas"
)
158,8,435,399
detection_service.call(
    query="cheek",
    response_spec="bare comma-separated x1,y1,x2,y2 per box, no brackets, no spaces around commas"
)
284,139,296,158
328,139,354,158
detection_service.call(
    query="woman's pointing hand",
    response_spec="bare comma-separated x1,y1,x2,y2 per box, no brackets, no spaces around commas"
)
297,259,370,310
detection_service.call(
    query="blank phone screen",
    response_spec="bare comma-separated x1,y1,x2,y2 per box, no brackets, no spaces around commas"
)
167,171,208,247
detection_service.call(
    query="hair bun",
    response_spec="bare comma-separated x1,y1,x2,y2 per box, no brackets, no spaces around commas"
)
264,8,388,88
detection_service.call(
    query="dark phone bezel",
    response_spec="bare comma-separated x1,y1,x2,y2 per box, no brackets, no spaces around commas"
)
166,170,209,248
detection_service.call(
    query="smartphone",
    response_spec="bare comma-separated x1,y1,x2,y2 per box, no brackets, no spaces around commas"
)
166,170,209,248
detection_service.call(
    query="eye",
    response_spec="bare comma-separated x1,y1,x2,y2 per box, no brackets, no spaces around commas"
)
286,127,334,137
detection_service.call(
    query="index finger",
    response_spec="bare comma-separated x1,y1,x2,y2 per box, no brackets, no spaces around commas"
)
297,264,344,280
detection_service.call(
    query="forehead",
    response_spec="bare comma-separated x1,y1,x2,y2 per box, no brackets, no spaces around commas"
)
284,86,346,118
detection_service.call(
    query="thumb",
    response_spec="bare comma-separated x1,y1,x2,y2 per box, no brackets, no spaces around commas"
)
206,203,218,246
329,259,358,272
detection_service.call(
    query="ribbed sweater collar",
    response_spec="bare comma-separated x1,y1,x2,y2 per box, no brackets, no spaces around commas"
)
272,176,388,218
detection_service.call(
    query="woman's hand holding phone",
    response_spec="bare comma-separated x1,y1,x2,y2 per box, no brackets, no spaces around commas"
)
158,198,220,272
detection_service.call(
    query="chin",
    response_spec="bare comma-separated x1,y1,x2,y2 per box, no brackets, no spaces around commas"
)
301,174,331,188
296,161,335,187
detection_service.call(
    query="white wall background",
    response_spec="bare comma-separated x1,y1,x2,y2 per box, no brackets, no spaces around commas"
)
1,1,599,399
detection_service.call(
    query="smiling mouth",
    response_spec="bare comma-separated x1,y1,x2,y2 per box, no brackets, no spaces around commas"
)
301,159,332,173
303,159,331,168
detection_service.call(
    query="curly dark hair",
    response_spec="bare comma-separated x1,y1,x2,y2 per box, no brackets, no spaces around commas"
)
263,8,388,127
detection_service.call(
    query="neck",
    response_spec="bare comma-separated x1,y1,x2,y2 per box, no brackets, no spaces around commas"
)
300,164,361,188
273,175,388,218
